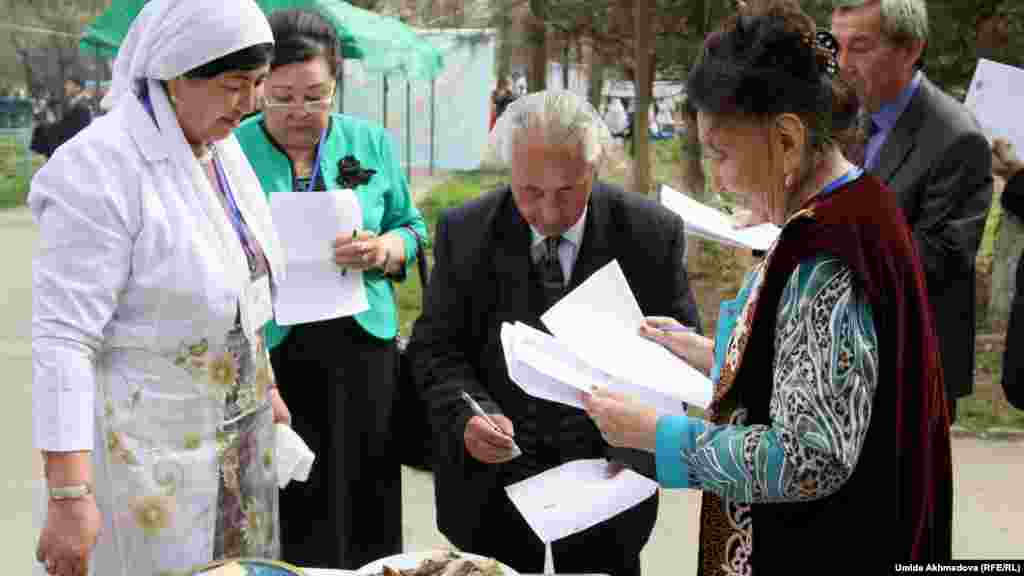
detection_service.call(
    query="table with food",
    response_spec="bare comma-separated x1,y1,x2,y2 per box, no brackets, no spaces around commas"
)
195,549,610,576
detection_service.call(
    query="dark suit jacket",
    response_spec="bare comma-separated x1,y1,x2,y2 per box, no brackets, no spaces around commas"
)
869,74,993,400
1000,170,1024,409
408,181,701,552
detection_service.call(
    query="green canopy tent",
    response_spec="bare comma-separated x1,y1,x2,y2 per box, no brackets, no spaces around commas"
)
79,0,444,79
79,0,445,181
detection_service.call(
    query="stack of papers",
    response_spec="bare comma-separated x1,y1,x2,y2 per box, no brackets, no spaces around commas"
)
966,58,1024,151
502,260,712,413
269,190,370,326
659,184,780,251
505,459,659,544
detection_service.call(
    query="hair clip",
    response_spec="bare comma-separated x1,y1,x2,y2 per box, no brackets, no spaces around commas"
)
815,29,840,77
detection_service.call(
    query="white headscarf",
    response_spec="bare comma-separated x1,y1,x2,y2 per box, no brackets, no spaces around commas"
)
102,0,285,311
102,0,273,109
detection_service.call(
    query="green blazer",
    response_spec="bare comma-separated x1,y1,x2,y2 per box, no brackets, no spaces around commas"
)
236,112,428,349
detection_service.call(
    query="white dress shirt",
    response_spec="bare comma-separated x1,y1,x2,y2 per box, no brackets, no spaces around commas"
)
529,206,588,285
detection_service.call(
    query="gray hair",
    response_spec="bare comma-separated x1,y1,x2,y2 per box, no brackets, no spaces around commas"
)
484,90,614,169
833,0,929,45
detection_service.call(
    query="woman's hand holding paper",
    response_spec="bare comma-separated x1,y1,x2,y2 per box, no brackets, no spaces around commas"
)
639,316,714,376
581,387,659,453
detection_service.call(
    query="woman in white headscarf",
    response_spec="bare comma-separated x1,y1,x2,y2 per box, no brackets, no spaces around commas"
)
30,1,290,575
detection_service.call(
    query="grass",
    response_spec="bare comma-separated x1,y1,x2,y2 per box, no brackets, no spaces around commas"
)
0,135,42,209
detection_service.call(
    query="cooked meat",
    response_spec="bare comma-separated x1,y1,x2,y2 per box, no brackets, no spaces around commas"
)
440,559,480,576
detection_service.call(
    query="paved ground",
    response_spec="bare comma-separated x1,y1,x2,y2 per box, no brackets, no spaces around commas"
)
2,204,1021,574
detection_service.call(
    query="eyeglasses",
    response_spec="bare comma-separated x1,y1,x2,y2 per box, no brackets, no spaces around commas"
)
261,95,334,114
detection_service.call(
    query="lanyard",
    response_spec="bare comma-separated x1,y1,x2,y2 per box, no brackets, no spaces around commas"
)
140,83,158,127
140,85,256,273
305,127,328,193
211,150,258,273
820,166,864,198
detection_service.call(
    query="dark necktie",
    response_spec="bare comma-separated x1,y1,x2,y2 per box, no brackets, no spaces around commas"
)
536,236,566,308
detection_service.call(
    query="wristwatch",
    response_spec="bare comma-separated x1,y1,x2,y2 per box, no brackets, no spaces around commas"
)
49,483,92,501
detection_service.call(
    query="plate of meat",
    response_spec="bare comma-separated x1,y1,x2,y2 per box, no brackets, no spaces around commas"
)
357,550,518,576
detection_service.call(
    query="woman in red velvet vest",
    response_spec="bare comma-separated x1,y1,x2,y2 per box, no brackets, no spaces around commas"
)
582,2,952,573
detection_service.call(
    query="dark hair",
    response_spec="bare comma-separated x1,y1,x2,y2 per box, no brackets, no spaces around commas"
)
686,1,859,150
185,44,275,79
267,9,341,77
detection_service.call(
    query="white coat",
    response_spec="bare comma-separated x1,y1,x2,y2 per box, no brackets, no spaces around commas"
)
30,82,284,574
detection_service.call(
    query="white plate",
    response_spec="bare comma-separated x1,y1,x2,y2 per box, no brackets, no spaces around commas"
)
356,550,519,575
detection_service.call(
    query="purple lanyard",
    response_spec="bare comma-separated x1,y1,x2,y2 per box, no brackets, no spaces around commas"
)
211,152,259,273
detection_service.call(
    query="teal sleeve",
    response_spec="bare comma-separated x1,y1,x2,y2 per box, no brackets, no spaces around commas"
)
685,256,879,504
376,129,428,269
655,414,706,488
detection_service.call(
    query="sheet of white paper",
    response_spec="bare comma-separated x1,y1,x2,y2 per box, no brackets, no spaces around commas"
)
270,190,369,325
505,459,659,544
660,184,780,251
966,58,1024,152
541,261,713,408
503,322,688,415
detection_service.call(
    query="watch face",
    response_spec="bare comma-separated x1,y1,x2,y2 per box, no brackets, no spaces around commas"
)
193,559,305,575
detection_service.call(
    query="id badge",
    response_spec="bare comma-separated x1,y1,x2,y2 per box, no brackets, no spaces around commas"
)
241,275,273,339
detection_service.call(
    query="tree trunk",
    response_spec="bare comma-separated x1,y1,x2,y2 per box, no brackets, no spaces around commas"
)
561,39,570,90
527,0,548,93
496,0,512,82
632,0,653,196
588,48,606,110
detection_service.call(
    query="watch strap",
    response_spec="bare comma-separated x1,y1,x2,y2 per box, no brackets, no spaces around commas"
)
49,483,92,500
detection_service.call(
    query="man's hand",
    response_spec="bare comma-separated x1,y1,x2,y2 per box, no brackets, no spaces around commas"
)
36,495,102,576
463,414,520,464
992,138,1024,180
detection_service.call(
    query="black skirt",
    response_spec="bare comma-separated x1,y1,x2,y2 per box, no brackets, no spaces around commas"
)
271,316,402,570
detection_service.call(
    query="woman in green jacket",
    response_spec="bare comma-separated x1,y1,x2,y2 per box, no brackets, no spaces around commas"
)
235,9,428,570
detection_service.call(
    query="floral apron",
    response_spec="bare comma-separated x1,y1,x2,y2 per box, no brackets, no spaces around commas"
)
93,324,279,575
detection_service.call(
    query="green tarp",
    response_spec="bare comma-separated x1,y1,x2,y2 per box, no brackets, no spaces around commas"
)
80,0,444,80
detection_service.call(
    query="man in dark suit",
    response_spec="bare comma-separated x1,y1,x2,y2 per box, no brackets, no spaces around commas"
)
832,0,993,422
408,90,701,576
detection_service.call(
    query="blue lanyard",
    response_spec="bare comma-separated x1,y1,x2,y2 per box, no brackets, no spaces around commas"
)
305,127,328,193
820,166,864,198
211,150,258,272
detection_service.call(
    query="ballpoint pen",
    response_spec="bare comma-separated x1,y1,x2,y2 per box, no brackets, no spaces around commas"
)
460,391,523,457
340,229,357,277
